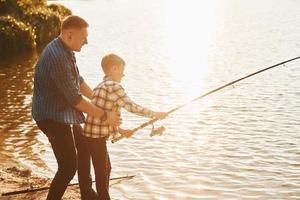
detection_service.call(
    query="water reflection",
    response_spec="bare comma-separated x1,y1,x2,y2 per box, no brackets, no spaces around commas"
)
0,53,48,171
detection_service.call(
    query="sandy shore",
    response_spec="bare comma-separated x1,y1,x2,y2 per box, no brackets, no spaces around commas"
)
0,166,81,200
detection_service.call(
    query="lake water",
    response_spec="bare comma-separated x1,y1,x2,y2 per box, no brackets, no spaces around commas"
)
0,0,300,199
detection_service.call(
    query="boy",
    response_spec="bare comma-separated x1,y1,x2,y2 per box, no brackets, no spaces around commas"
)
82,53,167,199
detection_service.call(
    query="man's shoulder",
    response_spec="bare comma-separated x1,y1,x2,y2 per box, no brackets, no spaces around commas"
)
41,38,65,60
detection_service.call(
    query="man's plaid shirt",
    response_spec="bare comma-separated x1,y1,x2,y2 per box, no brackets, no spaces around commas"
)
83,76,154,139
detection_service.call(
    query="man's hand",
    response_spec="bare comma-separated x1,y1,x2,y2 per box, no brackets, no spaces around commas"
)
106,111,122,126
152,112,168,119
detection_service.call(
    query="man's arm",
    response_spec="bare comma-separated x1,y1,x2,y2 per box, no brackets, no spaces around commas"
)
78,78,102,117
75,98,121,126
80,80,93,100
75,97,105,118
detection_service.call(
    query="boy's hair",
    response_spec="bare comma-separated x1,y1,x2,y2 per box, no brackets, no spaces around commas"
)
61,15,89,30
101,54,126,74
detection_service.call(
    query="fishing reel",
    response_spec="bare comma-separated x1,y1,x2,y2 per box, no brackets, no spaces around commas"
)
150,123,166,137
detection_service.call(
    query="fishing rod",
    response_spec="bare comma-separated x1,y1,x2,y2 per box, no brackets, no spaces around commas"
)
112,56,300,143
1,174,135,196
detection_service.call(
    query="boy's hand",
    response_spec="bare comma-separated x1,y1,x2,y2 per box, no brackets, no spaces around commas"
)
106,111,122,126
152,112,168,119
119,128,134,138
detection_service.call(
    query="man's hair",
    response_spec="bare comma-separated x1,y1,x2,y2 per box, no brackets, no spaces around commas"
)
101,54,126,74
61,15,89,30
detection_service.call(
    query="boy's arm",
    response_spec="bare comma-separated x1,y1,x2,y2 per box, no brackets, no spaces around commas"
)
118,127,134,138
114,84,157,118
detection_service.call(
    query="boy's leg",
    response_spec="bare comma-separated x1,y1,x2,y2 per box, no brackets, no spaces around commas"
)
88,137,111,200
72,124,98,200
36,119,77,200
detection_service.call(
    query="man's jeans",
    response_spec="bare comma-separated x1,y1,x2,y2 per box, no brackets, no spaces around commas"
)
37,119,97,200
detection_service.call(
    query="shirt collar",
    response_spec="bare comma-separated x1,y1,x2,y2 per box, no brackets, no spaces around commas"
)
57,37,75,58
103,76,113,81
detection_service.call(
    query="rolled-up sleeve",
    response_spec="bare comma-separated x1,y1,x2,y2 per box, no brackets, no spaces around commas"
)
113,84,154,118
50,56,83,106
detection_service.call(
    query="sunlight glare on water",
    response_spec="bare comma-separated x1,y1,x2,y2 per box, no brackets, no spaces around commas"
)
163,0,217,100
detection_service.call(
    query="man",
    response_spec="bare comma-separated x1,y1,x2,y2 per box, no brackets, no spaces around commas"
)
32,15,119,200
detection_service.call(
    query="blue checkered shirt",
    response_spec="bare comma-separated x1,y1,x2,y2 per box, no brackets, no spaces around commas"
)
32,37,85,124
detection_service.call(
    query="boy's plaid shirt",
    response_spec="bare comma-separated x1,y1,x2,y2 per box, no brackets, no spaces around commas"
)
83,76,154,139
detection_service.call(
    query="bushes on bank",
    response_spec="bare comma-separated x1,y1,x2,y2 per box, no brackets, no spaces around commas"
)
0,15,35,57
0,0,23,16
47,3,71,18
0,0,72,59
21,8,61,45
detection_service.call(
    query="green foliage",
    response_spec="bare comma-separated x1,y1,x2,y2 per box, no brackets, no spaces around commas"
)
47,3,72,19
18,0,46,7
0,0,46,16
0,0,22,16
22,7,61,45
0,15,35,59
0,0,72,58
